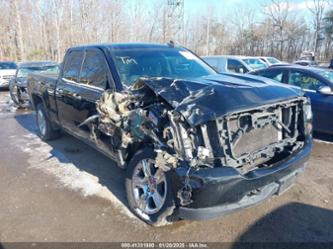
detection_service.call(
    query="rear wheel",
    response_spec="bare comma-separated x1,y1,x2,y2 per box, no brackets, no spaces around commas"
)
36,103,60,141
125,148,176,226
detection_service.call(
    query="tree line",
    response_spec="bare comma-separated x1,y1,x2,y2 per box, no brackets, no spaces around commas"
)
0,0,332,63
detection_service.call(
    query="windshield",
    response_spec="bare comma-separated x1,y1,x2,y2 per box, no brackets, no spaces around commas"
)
314,69,333,82
242,58,268,70
0,62,17,70
267,57,280,64
17,65,59,78
112,48,216,86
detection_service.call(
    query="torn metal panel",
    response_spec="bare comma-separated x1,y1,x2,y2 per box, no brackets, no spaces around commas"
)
141,75,304,127
95,89,159,149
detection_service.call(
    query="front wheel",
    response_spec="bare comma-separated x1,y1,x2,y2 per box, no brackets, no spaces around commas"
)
125,148,176,226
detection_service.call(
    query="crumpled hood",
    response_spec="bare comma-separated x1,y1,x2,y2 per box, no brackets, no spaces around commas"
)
142,73,304,127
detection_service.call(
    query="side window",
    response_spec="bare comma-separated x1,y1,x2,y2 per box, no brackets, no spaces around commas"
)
227,59,248,73
63,51,84,82
288,71,324,91
259,70,284,82
80,50,108,89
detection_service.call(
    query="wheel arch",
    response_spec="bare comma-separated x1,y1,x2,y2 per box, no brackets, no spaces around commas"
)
33,94,60,131
125,141,155,166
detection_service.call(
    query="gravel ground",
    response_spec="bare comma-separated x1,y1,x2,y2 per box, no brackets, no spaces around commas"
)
0,90,332,243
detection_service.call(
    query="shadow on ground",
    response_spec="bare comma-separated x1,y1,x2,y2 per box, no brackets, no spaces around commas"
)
14,112,129,208
234,202,333,243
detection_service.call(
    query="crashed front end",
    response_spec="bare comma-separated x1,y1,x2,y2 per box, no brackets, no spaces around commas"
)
90,78,312,220
170,98,312,220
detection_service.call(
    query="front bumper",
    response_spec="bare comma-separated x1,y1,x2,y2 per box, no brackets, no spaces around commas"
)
173,138,312,220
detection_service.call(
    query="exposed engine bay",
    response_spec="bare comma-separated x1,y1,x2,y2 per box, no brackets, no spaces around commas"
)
80,77,308,206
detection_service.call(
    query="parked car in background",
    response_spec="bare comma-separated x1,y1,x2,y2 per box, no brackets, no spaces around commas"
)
259,56,290,67
242,56,269,70
27,43,312,226
251,65,333,134
203,55,267,74
293,60,318,67
258,56,283,66
0,61,17,89
10,61,59,108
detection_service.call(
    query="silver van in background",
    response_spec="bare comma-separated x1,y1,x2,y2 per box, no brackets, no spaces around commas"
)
203,55,267,73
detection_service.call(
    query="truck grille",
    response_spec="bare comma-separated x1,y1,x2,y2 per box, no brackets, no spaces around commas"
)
233,122,280,158
196,98,305,173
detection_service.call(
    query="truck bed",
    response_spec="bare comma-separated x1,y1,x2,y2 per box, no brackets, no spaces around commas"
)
27,72,58,113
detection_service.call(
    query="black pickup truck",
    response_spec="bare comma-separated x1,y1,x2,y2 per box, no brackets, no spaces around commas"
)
28,43,312,226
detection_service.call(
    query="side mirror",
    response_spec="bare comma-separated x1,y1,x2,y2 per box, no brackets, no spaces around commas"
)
239,68,244,74
318,86,333,95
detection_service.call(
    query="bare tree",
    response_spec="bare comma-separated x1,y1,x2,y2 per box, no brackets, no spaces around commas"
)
10,0,25,60
308,0,329,59
262,0,290,59
0,0,331,62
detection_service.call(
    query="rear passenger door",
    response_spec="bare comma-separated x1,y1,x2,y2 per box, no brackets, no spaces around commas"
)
56,50,84,131
57,48,112,139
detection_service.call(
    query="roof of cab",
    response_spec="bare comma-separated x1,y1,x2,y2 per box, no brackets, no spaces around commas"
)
69,43,176,51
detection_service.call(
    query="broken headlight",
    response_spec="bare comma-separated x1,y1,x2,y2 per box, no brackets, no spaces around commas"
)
303,99,313,135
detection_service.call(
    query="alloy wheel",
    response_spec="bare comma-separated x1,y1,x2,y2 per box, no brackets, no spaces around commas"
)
132,159,167,215
37,109,47,137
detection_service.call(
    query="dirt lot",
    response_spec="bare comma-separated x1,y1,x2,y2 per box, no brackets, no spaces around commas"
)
0,90,332,243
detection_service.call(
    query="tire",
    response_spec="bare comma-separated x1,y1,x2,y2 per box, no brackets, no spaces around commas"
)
36,102,60,141
125,148,176,226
